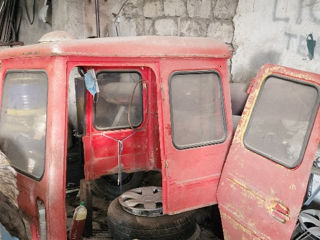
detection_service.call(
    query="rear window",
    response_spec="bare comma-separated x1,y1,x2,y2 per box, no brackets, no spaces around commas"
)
0,71,48,179
170,71,226,149
94,71,143,130
244,76,319,168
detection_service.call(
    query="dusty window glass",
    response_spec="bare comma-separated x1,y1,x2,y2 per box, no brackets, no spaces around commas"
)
94,72,143,130
0,71,48,179
170,72,226,149
244,77,319,168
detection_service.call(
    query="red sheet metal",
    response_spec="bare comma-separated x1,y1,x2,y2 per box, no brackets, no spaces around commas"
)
217,64,320,240
0,36,230,60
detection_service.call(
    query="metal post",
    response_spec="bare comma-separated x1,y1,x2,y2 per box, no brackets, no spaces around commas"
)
95,0,100,38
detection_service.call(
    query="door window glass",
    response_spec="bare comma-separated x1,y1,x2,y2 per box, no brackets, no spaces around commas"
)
170,72,226,149
94,72,143,130
244,77,319,168
0,71,48,179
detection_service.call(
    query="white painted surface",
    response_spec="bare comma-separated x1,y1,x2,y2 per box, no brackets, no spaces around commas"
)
232,0,320,82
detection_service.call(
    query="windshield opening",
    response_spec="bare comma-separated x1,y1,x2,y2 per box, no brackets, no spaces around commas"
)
244,76,319,168
0,71,48,179
170,71,226,149
94,71,143,130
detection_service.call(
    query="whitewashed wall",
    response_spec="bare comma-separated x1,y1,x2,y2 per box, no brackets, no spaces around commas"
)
232,0,320,82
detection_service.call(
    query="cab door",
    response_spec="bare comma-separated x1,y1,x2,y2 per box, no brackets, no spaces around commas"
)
81,64,155,180
0,57,68,240
217,64,320,240
158,58,233,214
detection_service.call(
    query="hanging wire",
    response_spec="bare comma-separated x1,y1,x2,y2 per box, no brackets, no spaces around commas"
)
24,0,35,25
101,79,150,193
0,0,23,45
112,0,130,36
128,80,150,131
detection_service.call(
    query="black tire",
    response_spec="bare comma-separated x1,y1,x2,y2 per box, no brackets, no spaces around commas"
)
107,197,196,240
92,172,144,200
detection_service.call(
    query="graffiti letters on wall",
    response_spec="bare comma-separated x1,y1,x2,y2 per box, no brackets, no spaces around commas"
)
273,0,319,59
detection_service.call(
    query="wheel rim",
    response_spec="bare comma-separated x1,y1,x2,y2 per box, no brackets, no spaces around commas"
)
119,186,163,217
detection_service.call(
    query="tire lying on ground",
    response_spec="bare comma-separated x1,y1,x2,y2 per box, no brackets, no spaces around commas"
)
107,197,196,240
92,172,144,200
0,151,28,240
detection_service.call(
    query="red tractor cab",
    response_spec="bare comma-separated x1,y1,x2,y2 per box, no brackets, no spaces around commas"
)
0,36,233,239
0,36,319,240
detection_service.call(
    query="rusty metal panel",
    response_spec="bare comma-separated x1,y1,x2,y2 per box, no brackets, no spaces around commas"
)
1,56,69,239
77,63,162,180
217,64,320,240
157,58,233,214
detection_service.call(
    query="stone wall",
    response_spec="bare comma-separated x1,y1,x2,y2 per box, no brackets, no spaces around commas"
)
18,0,238,50
84,0,238,47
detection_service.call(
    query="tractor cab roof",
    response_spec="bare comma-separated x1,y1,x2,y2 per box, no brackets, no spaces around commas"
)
0,36,231,60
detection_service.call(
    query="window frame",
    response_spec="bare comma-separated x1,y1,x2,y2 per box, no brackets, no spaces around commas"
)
243,75,320,169
0,69,49,180
169,70,227,150
93,70,144,131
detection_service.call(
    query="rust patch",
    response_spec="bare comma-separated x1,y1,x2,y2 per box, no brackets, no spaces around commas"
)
289,184,296,191
224,231,231,240
247,219,256,230
221,211,269,240
267,65,316,83
221,211,251,235
227,177,265,204
165,123,171,136
165,160,168,168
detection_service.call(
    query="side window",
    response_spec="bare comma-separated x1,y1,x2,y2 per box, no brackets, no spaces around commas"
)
170,71,226,149
0,71,48,179
244,77,319,168
94,71,143,130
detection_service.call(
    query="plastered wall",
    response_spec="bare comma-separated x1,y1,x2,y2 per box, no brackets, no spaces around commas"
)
232,0,320,82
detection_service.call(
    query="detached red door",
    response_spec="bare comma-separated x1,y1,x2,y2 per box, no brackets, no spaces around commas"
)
217,65,320,240
158,58,233,214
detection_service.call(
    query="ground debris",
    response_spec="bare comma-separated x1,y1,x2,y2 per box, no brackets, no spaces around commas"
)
66,185,223,240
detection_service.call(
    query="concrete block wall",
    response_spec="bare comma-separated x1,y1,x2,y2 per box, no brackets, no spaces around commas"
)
84,0,238,47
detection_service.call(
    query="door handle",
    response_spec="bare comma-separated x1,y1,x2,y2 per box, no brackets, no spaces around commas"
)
270,200,290,223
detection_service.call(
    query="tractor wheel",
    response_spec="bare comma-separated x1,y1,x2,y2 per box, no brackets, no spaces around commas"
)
107,187,197,240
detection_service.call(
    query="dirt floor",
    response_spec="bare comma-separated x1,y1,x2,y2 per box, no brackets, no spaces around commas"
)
66,172,223,240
